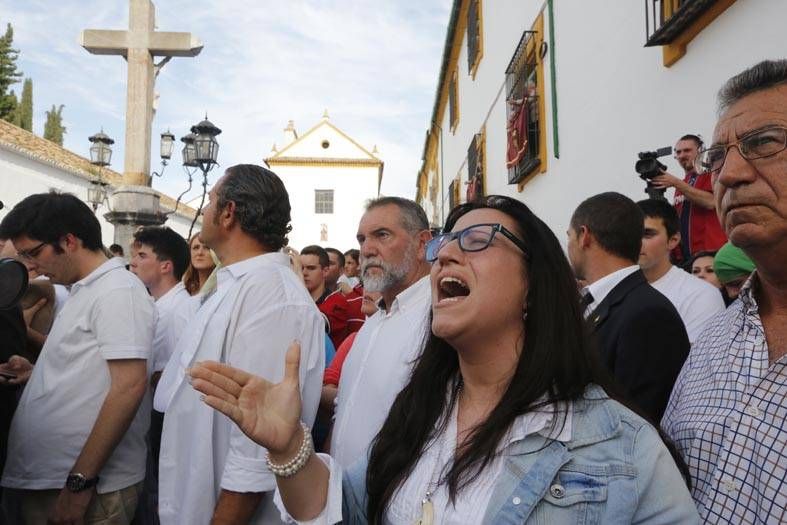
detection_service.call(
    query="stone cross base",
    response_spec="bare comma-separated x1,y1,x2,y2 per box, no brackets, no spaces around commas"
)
104,185,166,251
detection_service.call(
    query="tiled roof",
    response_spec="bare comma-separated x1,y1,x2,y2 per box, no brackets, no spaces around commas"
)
0,119,197,219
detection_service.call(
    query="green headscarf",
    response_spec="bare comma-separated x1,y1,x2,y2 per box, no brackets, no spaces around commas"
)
713,242,755,284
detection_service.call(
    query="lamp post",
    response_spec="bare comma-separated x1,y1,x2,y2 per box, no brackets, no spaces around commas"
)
151,129,176,178
187,116,221,239
87,130,114,212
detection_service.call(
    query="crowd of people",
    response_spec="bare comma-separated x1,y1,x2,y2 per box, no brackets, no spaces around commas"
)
0,59,783,524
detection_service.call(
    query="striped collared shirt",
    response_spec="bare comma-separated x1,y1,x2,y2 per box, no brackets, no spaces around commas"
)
662,275,786,524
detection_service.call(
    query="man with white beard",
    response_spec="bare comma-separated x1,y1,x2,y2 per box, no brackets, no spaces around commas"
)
329,197,432,468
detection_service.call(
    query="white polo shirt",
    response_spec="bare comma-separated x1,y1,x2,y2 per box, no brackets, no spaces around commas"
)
2,257,154,493
151,282,193,374
331,275,431,468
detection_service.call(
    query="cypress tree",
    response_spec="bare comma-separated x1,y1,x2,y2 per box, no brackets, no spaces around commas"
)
43,104,66,145
16,77,32,130
0,23,23,122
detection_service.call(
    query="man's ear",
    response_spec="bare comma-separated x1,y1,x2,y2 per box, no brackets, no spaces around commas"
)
160,259,174,276
62,233,81,253
578,226,593,249
220,201,236,229
416,229,433,260
668,231,681,251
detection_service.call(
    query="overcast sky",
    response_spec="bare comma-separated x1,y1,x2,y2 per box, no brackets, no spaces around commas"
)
1,0,450,201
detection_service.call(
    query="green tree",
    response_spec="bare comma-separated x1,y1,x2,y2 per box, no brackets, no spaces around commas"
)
0,23,23,122
14,77,32,130
43,104,66,145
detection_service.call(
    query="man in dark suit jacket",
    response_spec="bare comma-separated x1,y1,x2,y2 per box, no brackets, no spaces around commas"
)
567,192,690,423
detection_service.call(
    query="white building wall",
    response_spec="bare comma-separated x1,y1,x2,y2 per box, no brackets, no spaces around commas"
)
276,164,379,252
431,0,785,240
0,148,197,247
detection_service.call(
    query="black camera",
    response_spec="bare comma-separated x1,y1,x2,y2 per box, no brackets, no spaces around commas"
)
635,146,672,200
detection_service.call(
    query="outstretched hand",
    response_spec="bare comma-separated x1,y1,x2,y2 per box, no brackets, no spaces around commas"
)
189,341,303,455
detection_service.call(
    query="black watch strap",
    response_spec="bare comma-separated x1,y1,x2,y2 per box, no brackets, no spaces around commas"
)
66,473,99,493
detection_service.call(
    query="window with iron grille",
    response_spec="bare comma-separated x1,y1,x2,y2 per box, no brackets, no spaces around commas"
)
314,189,334,214
466,131,485,202
449,70,459,131
505,29,541,184
644,0,716,46
467,0,483,77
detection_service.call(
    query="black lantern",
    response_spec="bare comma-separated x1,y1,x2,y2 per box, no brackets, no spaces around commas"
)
86,182,108,211
88,130,114,167
180,132,198,167
160,129,176,160
190,116,221,166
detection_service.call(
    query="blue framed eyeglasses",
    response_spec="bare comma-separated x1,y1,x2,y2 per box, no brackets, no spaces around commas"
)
426,223,528,262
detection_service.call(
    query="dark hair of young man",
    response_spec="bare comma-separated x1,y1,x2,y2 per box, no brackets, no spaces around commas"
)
215,164,292,251
344,249,360,263
324,247,345,268
0,192,103,252
109,244,124,256
637,199,681,238
132,226,190,280
300,245,329,268
570,192,644,263
678,134,703,149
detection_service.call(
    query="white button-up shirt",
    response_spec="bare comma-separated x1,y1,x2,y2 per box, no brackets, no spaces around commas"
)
157,252,325,525
276,398,573,524
151,281,193,374
582,265,640,317
2,258,154,493
331,275,431,468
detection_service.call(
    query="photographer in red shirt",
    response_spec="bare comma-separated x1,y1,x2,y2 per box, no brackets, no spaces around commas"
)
652,134,727,264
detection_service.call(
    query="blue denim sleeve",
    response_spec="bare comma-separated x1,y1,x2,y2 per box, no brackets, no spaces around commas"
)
341,457,370,524
630,424,700,524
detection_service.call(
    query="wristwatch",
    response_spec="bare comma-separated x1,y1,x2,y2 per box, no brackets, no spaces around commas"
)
66,473,99,493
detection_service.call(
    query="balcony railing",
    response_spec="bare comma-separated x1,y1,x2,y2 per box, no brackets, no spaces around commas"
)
645,0,717,46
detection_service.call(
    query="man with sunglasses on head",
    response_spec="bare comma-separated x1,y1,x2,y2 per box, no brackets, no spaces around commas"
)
0,192,154,525
652,133,727,264
662,60,787,525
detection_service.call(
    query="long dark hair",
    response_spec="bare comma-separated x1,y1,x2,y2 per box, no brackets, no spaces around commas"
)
365,196,603,522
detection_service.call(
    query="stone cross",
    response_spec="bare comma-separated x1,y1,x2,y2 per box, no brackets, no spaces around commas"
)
81,0,202,186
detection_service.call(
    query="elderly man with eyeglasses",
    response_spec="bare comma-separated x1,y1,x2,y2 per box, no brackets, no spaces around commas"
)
662,60,787,524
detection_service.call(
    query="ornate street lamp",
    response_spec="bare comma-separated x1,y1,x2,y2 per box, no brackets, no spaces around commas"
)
88,130,114,167
191,116,222,171
180,132,198,168
186,116,221,238
87,130,114,212
152,129,176,178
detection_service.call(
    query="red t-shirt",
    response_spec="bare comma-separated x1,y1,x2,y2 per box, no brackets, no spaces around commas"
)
323,331,357,386
317,287,365,350
673,171,727,263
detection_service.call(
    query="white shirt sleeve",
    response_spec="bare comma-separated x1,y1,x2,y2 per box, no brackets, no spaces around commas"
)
273,454,344,524
92,286,154,360
219,290,325,493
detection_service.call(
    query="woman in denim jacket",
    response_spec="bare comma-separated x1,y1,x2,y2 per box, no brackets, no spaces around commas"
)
191,196,700,524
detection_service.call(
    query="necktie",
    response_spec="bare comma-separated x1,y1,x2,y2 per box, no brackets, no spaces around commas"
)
580,291,594,309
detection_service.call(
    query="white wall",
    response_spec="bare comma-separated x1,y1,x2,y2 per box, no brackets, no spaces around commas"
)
277,163,379,252
0,147,198,247
430,0,785,240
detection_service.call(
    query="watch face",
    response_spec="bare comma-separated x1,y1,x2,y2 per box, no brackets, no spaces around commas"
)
67,474,86,492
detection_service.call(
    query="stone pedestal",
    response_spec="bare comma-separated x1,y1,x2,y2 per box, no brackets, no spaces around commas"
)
104,185,166,250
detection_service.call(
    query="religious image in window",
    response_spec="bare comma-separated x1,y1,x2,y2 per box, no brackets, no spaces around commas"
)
505,30,540,184
315,189,334,214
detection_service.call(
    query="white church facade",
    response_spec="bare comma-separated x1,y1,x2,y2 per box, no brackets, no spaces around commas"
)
0,119,198,248
416,0,783,237
265,114,382,252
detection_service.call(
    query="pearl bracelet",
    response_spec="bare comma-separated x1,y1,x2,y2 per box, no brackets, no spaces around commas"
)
266,423,314,478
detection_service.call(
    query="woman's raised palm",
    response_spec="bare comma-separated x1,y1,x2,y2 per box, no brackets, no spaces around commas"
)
189,341,303,454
